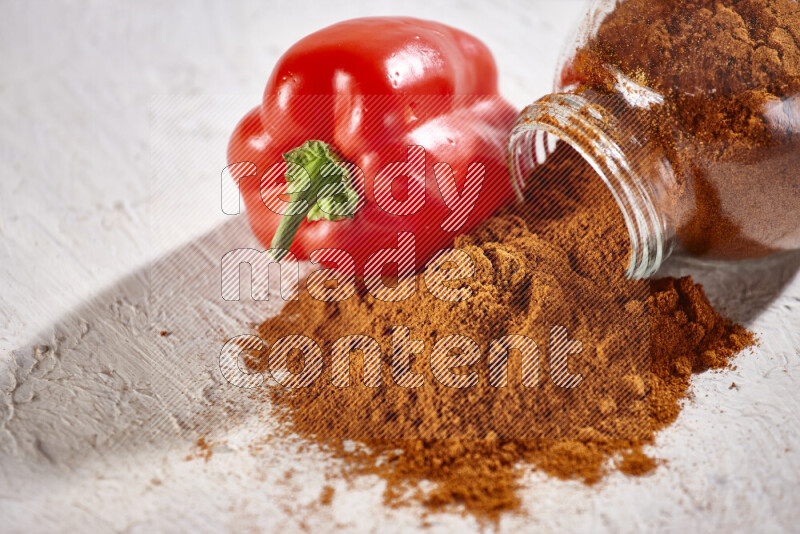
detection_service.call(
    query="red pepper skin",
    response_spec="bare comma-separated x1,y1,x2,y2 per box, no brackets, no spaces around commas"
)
228,17,516,272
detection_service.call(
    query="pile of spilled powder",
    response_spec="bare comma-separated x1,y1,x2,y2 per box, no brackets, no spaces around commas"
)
247,142,755,520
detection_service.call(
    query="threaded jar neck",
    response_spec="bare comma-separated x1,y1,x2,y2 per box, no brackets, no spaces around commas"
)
508,92,677,279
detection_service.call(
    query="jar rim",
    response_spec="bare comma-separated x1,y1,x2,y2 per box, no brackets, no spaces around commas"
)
507,93,674,279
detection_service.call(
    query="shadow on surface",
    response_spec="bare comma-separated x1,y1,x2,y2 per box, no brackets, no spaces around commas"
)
658,249,800,326
0,217,284,478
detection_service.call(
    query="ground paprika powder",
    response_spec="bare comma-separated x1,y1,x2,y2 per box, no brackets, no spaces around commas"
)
246,141,754,520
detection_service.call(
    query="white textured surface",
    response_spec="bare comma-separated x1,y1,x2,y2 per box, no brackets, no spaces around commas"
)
1,1,799,532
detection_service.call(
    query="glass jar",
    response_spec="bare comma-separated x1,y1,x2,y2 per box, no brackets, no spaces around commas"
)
508,0,800,278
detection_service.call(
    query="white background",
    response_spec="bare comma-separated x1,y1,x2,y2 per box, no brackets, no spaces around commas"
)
1,0,799,532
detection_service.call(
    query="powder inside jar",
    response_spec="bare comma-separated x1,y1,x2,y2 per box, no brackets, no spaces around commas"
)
570,0,800,259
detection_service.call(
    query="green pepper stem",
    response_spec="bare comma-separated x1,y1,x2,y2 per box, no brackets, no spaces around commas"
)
269,140,359,261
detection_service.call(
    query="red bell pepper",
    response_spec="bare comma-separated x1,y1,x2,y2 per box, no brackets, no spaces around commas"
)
227,17,516,273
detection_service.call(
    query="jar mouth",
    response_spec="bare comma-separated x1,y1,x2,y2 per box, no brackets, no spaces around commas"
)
508,93,672,279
